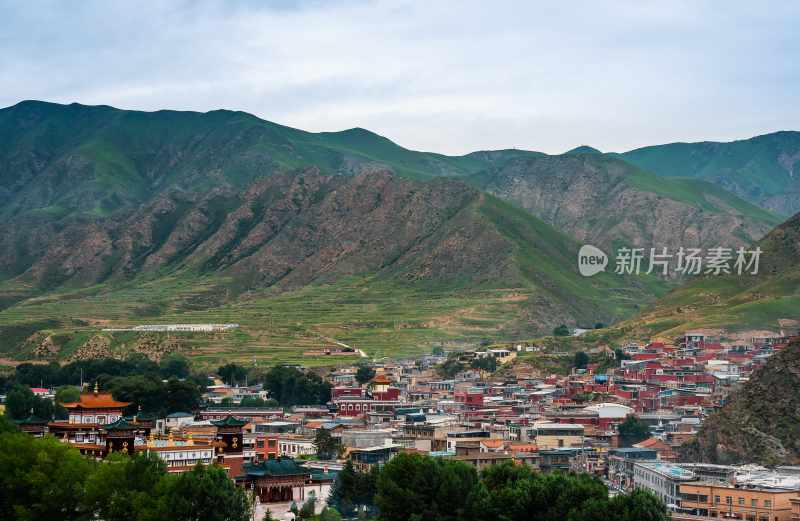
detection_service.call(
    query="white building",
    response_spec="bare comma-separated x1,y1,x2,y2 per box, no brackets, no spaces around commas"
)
278,435,316,457
164,412,195,432
584,403,634,420
633,461,697,509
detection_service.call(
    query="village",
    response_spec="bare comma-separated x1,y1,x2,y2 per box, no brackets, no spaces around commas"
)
5,328,800,521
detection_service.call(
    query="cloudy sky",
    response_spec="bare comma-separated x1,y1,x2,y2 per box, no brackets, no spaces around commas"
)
1,0,798,154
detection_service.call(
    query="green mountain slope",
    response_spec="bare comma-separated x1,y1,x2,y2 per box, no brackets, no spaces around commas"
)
468,153,780,252
615,211,800,340
0,168,663,364
622,132,800,216
0,100,538,222
1,100,790,363
682,339,800,465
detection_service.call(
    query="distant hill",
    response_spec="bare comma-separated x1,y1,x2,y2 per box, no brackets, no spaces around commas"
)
682,339,800,465
0,100,792,362
0,100,540,222
0,165,660,361
468,153,779,252
622,132,800,216
617,211,800,339
564,145,602,155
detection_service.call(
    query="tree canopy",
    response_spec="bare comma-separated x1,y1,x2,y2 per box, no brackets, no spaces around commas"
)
553,324,571,336
372,454,668,521
107,376,202,416
0,430,251,521
218,363,248,386
436,357,465,379
313,429,341,460
355,365,376,385
262,366,331,407
574,351,590,369
328,460,378,518
618,415,652,447
377,452,478,521
5,384,55,420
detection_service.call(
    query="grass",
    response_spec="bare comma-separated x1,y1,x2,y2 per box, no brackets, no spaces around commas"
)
0,271,554,368
622,132,800,213
609,266,800,340
626,170,780,226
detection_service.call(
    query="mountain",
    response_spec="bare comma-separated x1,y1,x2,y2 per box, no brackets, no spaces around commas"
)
682,339,800,465
0,100,541,224
0,164,660,362
622,132,800,216
617,210,800,339
1,100,778,266
468,153,779,253
564,145,602,155
0,100,789,362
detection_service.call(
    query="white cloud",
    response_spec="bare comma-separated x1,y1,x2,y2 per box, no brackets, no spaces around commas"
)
0,0,797,154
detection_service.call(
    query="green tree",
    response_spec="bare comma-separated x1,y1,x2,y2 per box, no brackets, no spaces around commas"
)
0,416,17,434
218,363,248,386
14,362,61,388
466,462,609,521
108,375,166,415
376,452,478,521
355,365,376,385
328,460,377,516
5,385,54,420
574,351,590,369
153,464,251,521
107,375,201,416
569,488,668,521
55,385,81,404
164,378,201,413
0,431,95,521
470,356,497,372
160,354,191,379
618,414,651,447
553,324,571,336
318,507,343,521
328,460,358,515
313,429,341,460
262,366,331,407
239,396,267,407
436,358,464,379
298,497,316,519
83,452,166,521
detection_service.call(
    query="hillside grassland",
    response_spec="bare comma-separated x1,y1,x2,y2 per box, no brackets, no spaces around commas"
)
0,272,546,367
1,101,796,366
0,262,667,368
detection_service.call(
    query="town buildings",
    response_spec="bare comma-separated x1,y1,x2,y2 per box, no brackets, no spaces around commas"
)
12,331,799,519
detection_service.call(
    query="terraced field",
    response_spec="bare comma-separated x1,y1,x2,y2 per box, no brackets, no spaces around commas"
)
0,273,544,368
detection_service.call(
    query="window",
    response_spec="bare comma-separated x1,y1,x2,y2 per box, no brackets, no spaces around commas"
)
739,497,745,506
751,499,758,508
764,500,771,508
715,496,721,504
726,496,732,505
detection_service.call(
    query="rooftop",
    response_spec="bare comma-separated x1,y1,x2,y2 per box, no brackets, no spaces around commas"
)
62,391,130,410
